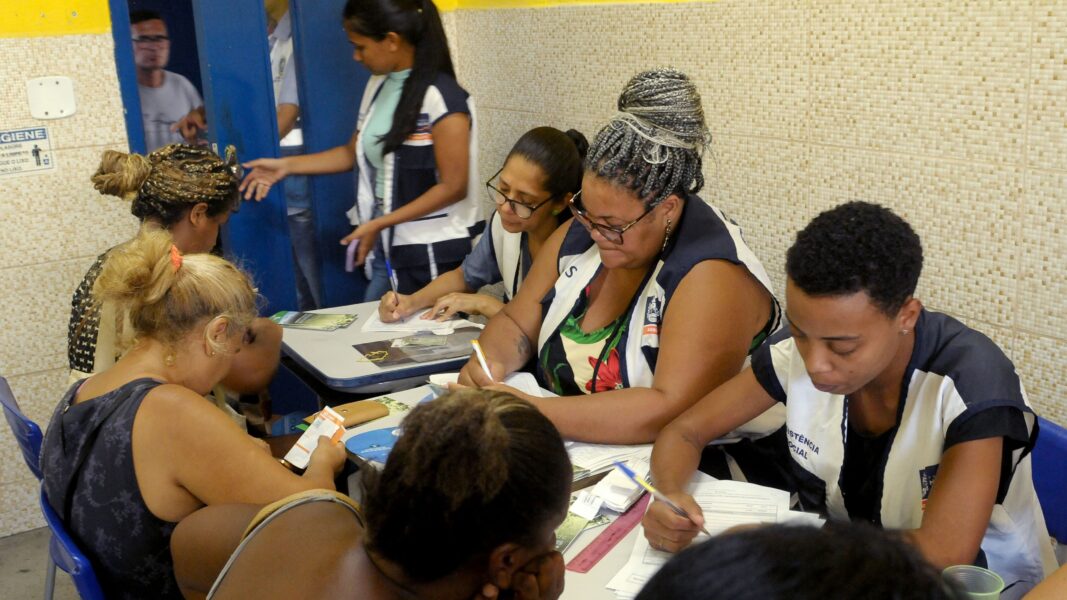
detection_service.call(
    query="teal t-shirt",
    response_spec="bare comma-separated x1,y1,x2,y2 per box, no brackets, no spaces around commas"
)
362,69,412,199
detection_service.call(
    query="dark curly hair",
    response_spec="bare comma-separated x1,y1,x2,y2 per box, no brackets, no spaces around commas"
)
636,522,961,600
361,388,571,582
786,201,923,315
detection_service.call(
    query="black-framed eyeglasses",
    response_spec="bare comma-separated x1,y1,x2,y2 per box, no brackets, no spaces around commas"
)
485,168,556,220
569,190,654,244
132,35,170,45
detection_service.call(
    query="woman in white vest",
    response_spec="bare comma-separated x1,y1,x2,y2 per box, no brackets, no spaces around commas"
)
378,127,586,323
457,69,782,446
644,202,1056,598
240,0,481,301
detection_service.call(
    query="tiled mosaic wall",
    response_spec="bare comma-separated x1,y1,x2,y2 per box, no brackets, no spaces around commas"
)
0,33,137,537
444,1,1067,429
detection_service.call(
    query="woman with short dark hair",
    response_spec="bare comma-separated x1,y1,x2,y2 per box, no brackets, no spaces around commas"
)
644,202,1056,597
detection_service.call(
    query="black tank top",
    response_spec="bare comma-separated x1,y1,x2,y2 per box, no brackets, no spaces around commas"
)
41,377,182,600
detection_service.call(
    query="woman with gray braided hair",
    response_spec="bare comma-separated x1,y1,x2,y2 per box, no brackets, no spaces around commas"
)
67,143,282,412
459,68,783,447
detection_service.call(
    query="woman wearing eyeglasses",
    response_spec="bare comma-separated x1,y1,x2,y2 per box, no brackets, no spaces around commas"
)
378,127,587,323
240,0,481,301
458,69,782,445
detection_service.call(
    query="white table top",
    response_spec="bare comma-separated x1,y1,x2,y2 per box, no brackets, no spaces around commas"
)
281,302,471,392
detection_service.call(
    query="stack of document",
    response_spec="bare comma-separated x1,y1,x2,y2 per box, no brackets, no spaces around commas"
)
590,457,651,512
605,475,791,599
566,442,652,481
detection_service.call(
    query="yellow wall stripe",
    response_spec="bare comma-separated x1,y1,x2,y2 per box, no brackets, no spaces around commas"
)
441,0,712,10
0,0,111,37
0,0,709,36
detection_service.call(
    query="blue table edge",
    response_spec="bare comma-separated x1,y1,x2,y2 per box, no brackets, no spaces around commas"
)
281,341,470,391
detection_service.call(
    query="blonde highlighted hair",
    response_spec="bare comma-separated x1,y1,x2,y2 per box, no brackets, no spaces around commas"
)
92,228,258,354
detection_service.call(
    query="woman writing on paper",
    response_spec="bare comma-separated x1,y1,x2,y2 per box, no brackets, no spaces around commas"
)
458,68,781,446
379,127,586,323
42,230,347,599
172,389,571,600
240,0,480,301
642,203,1055,597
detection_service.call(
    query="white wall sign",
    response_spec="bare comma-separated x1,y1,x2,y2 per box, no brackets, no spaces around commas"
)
0,127,57,178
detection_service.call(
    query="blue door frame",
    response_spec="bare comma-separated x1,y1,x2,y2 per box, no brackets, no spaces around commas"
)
291,0,370,306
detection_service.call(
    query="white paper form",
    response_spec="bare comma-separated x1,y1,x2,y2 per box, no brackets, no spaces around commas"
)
606,476,790,597
427,372,550,398
361,309,482,334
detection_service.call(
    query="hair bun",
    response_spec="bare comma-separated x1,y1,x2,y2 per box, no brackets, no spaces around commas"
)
564,129,590,160
91,150,152,202
617,67,709,150
92,228,178,316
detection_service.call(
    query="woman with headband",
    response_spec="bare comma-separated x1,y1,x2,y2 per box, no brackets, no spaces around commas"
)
68,144,281,426
459,69,783,447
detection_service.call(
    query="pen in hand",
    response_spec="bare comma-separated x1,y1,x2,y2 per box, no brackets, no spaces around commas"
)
384,257,400,309
614,461,711,537
470,339,495,383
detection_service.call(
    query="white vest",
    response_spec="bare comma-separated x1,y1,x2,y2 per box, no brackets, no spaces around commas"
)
347,75,481,256
758,317,1056,597
488,211,524,301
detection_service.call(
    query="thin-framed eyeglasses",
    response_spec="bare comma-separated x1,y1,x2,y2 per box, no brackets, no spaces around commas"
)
569,190,654,244
485,167,556,220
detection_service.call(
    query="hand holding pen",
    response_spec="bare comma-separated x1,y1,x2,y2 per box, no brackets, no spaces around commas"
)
616,462,713,553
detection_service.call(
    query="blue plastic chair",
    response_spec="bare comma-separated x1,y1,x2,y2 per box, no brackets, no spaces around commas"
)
0,376,43,480
1032,416,1067,544
39,487,105,600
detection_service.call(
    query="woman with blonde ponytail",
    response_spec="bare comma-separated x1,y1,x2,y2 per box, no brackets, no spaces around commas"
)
41,229,347,600
68,143,282,423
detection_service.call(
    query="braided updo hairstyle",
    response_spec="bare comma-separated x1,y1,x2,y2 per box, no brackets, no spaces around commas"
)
362,388,572,582
91,144,240,226
586,68,711,207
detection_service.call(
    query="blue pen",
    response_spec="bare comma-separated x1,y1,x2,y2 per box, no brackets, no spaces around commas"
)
614,461,711,536
384,256,399,308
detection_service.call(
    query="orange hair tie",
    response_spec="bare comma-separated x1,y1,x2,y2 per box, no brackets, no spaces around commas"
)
169,244,183,272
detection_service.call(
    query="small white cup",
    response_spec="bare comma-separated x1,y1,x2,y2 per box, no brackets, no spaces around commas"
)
942,565,1004,599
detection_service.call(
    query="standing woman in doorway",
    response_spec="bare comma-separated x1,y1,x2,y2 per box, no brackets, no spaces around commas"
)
240,0,480,301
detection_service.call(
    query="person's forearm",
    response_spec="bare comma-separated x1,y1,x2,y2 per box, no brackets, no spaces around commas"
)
284,144,355,176
651,422,707,494
476,295,505,318
375,180,467,227
531,388,687,445
901,528,981,570
480,305,535,374
277,104,299,140
301,461,337,490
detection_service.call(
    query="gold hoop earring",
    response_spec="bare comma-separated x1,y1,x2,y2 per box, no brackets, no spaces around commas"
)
163,354,175,367
661,218,673,253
